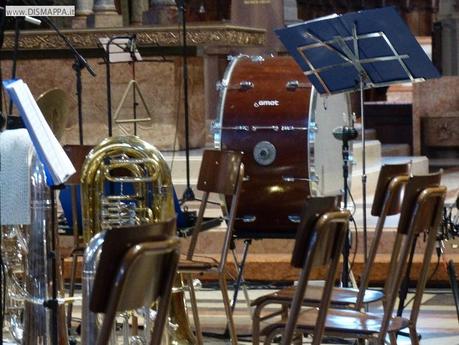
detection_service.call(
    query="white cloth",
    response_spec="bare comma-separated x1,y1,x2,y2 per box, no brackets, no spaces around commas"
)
0,129,34,225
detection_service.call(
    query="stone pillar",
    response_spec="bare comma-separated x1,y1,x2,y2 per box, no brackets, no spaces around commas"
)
90,0,123,27
143,0,178,25
130,0,148,25
71,0,94,28
283,0,299,26
437,0,459,75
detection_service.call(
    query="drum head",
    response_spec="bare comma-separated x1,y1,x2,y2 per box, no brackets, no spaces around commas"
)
308,88,352,196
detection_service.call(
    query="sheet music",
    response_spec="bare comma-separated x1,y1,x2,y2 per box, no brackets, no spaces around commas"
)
99,37,142,63
3,79,76,185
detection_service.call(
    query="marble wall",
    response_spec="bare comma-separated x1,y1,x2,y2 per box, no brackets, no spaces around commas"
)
413,76,459,155
3,55,206,150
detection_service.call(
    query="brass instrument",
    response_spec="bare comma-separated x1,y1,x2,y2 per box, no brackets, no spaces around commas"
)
80,135,194,344
1,130,68,345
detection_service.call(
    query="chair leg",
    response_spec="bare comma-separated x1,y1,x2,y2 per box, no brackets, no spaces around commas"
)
263,328,282,345
389,332,398,345
186,274,204,345
218,272,238,345
252,304,264,345
409,326,420,345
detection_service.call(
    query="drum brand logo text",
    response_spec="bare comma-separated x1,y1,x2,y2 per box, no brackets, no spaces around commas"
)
254,100,280,108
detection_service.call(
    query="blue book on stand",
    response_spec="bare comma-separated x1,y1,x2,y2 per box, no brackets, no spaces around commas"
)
3,79,75,186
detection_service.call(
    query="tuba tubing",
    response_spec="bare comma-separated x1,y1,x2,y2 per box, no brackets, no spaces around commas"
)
79,136,194,345
2,148,69,345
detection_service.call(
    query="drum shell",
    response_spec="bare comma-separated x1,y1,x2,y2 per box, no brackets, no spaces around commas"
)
218,56,312,238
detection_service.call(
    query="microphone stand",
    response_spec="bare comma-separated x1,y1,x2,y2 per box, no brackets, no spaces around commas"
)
41,16,96,145
35,16,95,345
333,122,358,287
176,0,195,202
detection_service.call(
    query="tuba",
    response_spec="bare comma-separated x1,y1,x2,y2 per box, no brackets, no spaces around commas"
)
80,135,194,344
1,129,68,345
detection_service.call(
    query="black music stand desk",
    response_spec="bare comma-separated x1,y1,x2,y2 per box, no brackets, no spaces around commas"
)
275,6,440,287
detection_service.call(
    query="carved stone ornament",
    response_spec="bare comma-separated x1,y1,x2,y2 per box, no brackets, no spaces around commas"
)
2,24,265,51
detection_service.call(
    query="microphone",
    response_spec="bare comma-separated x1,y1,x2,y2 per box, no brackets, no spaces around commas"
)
333,112,358,142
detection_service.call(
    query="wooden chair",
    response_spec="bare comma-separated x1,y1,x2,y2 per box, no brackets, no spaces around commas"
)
259,172,446,345
90,218,180,345
251,163,410,345
177,149,244,345
255,196,350,345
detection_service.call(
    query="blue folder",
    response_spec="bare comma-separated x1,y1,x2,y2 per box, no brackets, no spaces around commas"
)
275,7,440,94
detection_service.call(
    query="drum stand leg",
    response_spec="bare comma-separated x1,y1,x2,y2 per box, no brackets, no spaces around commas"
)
230,239,252,313
223,239,252,337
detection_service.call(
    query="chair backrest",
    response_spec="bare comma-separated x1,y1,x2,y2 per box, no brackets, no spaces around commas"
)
378,172,446,342
282,197,350,345
290,195,340,268
356,163,410,308
371,163,410,217
196,149,243,195
90,218,180,345
186,149,244,262
398,171,442,235
90,218,177,313
63,145,93,184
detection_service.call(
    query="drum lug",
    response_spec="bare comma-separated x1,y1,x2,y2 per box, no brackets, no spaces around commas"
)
309,172,320,183
282,176,313,182
236,215,256,223
239,81,254,90
309,122,319,133
242,176,250,182
216,80,226,91
250,56,265,63
288,215,301,223
280,126,308,131
286,80,309,90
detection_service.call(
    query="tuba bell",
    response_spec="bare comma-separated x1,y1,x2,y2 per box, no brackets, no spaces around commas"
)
0,128,69,345
80,135,194,344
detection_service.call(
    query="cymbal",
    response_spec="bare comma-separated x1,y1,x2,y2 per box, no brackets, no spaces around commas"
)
36,88,69,141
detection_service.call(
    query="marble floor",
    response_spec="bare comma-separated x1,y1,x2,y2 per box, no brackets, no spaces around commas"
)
8,285,452,345
190,287,459,344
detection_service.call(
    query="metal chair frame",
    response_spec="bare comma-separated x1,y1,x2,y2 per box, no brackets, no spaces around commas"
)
260,176,446,345
252,163,410,345
90,219,180,345
177,149,244,345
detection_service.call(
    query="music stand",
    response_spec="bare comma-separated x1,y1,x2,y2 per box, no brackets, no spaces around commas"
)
275,6,440,286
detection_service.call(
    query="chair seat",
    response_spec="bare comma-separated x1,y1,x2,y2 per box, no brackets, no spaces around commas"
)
251,284,384,307
261,307,409,338
178,254,219,271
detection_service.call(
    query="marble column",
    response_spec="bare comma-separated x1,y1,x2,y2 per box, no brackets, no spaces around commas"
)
437,0,459,75
130,0,148,25
143,0,178,25
71,0,94,28
90,0,123,27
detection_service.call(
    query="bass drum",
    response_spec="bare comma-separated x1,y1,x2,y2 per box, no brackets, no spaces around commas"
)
214,55,351,238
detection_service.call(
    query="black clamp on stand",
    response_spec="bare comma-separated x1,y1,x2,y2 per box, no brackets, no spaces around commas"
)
275,6,440,287
333,120,358,287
